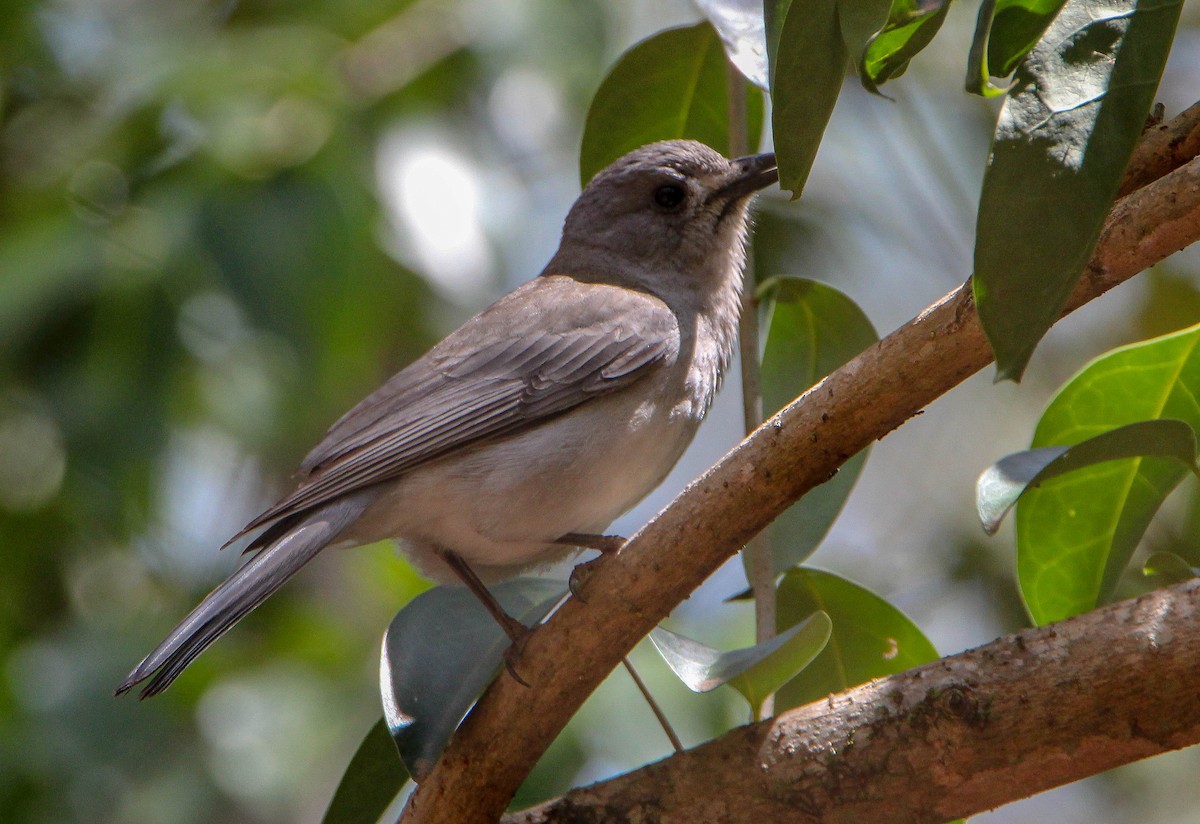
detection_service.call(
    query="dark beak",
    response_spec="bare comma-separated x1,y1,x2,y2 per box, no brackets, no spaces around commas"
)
715,152,778,202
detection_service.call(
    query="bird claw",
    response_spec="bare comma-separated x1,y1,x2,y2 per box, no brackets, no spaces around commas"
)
501,625,532,687
561,533,627,602
568,555,607,602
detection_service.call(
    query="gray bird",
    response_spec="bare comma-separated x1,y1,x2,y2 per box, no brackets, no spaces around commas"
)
116,139,778,698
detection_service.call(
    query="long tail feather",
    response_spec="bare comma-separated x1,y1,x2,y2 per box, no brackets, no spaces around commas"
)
115,498,366,698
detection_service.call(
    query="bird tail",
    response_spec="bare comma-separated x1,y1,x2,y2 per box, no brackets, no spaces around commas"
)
115,498,366,699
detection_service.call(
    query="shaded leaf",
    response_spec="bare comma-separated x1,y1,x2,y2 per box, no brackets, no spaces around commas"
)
972,0,1183,380
381,579,567,779
580,22,763,186
966,0,1069,96
1017,324,1200,624
694,0,770,89
776,568,938,709
322,718,408,824
977,419,1198,534
837,0,895,92
765,0,847,196
649,612,832,711
860,0,951,91
1142,550,1199,583
838,0,894,66
755,278,878,575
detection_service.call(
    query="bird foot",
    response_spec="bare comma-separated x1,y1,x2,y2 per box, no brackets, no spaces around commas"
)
501,627,533,688
558,532,628,603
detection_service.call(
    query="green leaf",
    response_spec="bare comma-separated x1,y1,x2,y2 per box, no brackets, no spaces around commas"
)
0,214,101,353
1142,550,1199,583
776,568,939,709
649,612,832,713
380,579,567,778
579,22,764,186
837,0,894,83
859,0,951,91
322,718,409,824
966,0,1069,96
972,0,1183,380
765,0,847,196
977,419,1199,534
1017,324,1200,624
755,278,878,575
694,0,770,90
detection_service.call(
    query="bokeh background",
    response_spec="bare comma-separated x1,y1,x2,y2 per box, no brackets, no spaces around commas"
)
2,1,1199,822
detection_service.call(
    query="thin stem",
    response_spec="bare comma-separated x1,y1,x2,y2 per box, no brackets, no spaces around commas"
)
727,56,776,720
622,656,683,753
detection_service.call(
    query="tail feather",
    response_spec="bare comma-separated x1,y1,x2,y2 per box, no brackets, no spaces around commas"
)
116,497,366,698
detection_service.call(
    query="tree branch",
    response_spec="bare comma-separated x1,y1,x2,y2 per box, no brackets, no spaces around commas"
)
508,578,1200,822
400,109,1200,824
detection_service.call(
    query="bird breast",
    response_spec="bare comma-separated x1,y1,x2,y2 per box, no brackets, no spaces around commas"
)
338,364,705,582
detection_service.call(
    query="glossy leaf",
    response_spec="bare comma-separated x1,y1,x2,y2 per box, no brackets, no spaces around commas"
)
694,0,770,89
649,611,831,711
838,0,895,86
322,718,408,824
860,0,951,91
381,579,567,779
1142,551,1199,583
775,568,939,709
1017,324,1200,624
977,419,1199,534
966,0,1069,96
765,0,847,196
755,278,878,576
580,22,764,185
972,0,1183,380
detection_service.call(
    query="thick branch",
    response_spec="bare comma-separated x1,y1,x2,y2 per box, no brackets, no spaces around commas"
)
401,116,1200,824
1118,100,1200,197
509,579,1200,823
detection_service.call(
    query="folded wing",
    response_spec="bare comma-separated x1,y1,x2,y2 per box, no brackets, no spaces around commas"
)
231,276,679,544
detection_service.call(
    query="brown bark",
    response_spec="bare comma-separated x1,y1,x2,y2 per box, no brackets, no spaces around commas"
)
1118,100,1200,197
400,107,1200,824
509,579,1200,824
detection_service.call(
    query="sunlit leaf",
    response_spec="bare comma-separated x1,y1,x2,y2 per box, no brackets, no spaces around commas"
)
837,0,894,91
977,419,1198,534
776,568,938,709
966,0,1069,96
580,22,764,185
765,0,846,196
381,579,567,779
693,0,770,89
322,718,408,824
755,278,878,575
1143,551,1199,583
973,0,1183,380
1017,324,1200,624
649,612,831,712
860,0,951,91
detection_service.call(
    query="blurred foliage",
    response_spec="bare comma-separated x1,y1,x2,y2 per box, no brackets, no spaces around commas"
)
2,0,1199,821
0,0,619,821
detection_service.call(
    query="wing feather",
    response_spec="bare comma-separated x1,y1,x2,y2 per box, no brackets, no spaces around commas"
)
231,276,678,542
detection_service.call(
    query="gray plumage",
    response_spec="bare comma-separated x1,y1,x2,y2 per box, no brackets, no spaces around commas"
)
117,140,777,698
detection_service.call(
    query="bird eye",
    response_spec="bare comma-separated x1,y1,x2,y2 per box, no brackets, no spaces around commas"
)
653,183,686,210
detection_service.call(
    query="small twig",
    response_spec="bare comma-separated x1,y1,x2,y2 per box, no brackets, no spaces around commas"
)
726,56,777,720
621,656,683,753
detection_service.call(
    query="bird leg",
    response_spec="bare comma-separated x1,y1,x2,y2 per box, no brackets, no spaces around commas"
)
438,549,531,687
555,532,628,601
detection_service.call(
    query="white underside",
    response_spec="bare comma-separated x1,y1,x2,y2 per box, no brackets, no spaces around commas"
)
336,371,703,583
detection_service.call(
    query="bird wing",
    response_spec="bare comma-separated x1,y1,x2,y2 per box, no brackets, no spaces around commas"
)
231,275,679,541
